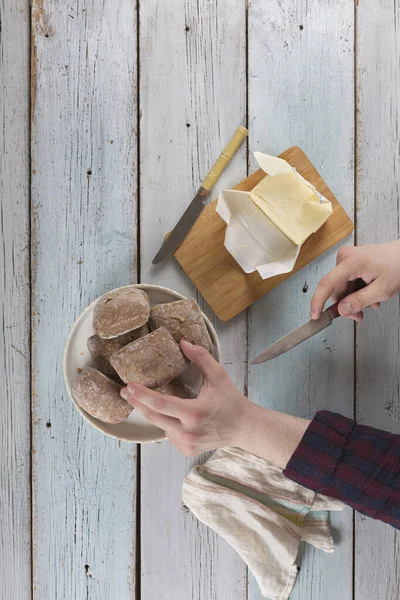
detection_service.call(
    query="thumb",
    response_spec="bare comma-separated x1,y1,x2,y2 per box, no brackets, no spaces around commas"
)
338,279,382,316
180,340,222,383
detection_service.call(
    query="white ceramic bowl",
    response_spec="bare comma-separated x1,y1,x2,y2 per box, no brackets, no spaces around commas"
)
63,284,221,443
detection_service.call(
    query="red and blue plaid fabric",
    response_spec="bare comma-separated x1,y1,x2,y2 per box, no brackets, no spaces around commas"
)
283,410,400,530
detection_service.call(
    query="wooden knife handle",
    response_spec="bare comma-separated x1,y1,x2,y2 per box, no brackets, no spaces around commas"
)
326,302,341,320
201,126,248,192
326,278,367,320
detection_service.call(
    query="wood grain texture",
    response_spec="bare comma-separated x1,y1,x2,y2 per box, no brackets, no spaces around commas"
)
247,1,355,599
139,0,248,598
0,1,31,598
31,1,138,598
173,146,353,320
355,1,400,597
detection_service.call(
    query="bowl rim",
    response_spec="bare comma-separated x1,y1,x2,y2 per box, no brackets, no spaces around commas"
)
63,283,221,443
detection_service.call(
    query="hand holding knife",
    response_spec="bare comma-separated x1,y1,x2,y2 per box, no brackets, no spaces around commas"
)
152,125,248,265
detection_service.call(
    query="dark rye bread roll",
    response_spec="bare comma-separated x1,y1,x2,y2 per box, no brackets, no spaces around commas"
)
72,367,133,424
149,298,212,353
157,377,197,399
93,287,150,339
109,327,188,388
87,324,150,378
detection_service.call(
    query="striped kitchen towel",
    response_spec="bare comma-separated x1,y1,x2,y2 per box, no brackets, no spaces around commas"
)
183,446,343,600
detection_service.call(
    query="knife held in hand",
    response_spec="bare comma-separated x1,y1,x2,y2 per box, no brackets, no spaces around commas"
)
251,279,366,365
152,125,248,265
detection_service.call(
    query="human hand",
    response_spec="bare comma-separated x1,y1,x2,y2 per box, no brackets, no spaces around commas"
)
120,340,253,456
310,241,400,322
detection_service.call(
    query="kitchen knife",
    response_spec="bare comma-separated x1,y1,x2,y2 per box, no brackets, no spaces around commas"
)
152,125,248,265
251,279,366,364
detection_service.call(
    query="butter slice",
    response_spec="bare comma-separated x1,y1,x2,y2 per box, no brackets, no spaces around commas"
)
249,171,333,245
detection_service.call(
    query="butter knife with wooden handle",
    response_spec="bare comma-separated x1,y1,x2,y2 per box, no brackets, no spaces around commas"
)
152,125,248,265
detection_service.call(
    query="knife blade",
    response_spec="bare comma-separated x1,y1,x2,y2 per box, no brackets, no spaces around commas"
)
152,125,248,265
251,305,338,364
152,189,208,264
251,278,366,364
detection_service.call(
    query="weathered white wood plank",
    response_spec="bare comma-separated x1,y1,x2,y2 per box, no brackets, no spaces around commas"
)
0,1,31,598
248,2,355,599
139,1,248,598
355,1,400,598
31,1,138,598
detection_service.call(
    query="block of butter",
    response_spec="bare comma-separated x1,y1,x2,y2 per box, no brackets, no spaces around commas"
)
215,152,332,280
250,152,333,245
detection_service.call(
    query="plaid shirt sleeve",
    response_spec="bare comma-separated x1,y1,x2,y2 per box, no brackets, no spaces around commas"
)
283,410,400,530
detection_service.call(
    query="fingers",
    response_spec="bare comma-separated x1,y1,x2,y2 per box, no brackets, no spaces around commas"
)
180,340,222,384
121,387,201,455
337,279,384,317
347,311,364,322
121,383,191,419
330,282,351,304
310,260,359,319
127,397,180,432
330,252,350,302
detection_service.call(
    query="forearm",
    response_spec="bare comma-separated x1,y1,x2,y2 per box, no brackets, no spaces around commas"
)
282,410,400,529
236,405,400,530
234,401,310,469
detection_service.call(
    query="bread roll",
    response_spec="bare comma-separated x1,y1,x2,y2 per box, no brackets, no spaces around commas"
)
93,287,150,339
149,298,212,353
109,327,188,388
87,324,150,377
72,367,133,424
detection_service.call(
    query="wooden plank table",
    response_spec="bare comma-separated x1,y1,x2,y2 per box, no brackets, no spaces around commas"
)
0,1,399,598
31,2,138,598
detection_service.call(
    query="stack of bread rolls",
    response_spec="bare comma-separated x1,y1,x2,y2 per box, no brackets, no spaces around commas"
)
73,288,212,424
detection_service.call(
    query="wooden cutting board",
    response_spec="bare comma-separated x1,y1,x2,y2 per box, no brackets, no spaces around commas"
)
173,146,353,321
